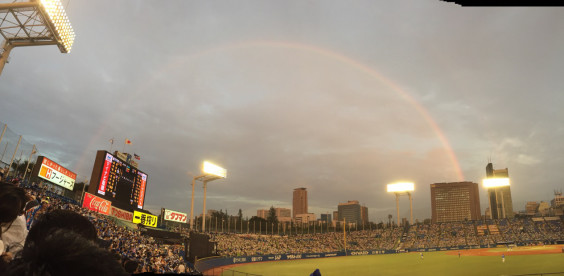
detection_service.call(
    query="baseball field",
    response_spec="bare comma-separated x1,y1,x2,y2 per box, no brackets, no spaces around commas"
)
209,245,564,276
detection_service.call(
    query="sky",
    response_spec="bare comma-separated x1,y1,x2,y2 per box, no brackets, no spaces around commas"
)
1,0,563,223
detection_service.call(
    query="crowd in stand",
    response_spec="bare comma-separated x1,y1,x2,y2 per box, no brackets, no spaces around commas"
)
208,216,564,257
0,180,193,275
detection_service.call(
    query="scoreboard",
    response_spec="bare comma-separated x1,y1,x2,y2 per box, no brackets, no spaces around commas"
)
88,151,148,210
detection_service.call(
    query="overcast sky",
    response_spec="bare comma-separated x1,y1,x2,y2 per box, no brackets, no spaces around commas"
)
1,1,563,222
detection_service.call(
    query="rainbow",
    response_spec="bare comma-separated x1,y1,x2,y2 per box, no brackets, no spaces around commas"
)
79,40,464,182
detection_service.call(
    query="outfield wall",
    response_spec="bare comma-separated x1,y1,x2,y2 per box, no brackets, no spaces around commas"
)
195,243,561,272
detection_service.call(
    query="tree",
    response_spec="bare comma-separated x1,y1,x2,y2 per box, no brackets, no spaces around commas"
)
266,206,278,224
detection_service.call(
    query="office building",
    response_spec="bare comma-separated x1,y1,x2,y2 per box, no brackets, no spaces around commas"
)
338,200,362,225
320,213,332,223
485,163,514,219
294,213,315,223
430,182,481,223
275,207,292,223
333,211,339,222
360,205,369,225
257,209,268,219
293,188,308,218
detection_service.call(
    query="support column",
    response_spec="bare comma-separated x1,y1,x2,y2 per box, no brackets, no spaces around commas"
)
395,193,400,226
189,177,196,230
409,192,413,225
202,181,208,232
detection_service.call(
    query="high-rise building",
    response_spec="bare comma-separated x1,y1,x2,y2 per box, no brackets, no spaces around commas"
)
333,211,339,222
257,209,268,219
360,205,369,225
337,200,361,225
320,213,332,223
275,208,292,223
293,188,308,218
485,163,514,219
525,202,539,216
430,182,481,223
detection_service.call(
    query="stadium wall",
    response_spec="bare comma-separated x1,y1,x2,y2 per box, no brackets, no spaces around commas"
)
195,244,520,272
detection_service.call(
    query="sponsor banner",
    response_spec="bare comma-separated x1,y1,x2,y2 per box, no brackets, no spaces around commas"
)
98,153,113,195
133,211,158,227
164,209,187,223
82,192,111,215
110,206,133,222
38,157,77,190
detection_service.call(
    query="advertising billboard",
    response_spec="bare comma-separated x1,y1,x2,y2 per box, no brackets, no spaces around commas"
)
34,156,77,190
163,209,188,223
82,192,111,215
133,210,157,227
110,206,133,222
88,151,148,210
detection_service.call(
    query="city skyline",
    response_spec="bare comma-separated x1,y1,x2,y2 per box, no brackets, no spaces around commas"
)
1,1,563,222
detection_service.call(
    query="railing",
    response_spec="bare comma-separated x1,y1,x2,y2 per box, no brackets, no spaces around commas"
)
202,267,262,276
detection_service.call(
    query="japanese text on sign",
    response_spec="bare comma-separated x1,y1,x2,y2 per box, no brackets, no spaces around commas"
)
38,157,76,190
132,211,157,227
163,209,187,223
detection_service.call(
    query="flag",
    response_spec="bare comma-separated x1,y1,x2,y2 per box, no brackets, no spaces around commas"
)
134,153,140,160
125,139,132,145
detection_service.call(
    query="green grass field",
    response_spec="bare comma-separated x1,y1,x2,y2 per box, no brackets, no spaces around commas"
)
225,251,564,276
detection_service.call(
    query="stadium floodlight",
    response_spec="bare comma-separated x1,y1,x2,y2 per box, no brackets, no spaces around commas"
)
387,182,415,193
188,161,226,232
387,182,415,226
0,0,75,76
202,161,227,179
483,178,510,188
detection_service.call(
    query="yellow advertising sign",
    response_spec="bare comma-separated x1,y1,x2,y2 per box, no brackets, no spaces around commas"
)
132,211,158,227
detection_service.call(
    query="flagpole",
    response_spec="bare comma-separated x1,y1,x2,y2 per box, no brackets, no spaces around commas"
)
109,138,114,153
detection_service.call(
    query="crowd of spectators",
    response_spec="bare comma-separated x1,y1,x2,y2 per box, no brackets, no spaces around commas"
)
0,180,193,275
206,216,563,257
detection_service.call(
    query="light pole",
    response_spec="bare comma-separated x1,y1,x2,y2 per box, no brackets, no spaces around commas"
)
0,0,75,76
188,161,226,232
387,182,415,226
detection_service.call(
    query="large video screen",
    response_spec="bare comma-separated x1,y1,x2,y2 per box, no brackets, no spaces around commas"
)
89,151,147,210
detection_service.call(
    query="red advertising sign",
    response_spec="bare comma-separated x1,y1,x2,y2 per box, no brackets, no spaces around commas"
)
82,192,111,215
110,206,133,222
98,154,113,195
137,173,146,209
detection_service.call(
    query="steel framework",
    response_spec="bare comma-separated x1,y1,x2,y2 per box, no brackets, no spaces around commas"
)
0,0,75,76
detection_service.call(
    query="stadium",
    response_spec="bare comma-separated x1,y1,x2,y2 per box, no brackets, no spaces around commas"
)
2,0,564,275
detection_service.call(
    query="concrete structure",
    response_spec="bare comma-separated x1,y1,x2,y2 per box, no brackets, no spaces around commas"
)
552,191,564,208
338,200,362,225
294,213,315,223
257,209,268,219
293,188,308,218
485,163,514,219
430,182,481,223
320,213,332,223
360,205,369,225
275,208,292,223
538,201,550,216
525,202,539,216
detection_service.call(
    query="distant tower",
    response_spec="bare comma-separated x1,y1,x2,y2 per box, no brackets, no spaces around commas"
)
485,162,514,219
292,188,308,218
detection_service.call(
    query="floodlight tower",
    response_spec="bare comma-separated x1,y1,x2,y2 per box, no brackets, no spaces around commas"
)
387,182,415,226
0,0,75,76
189,161,226,232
